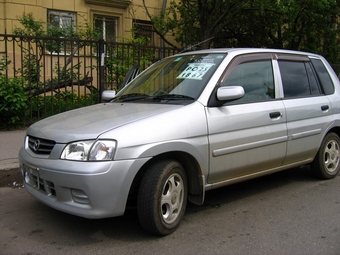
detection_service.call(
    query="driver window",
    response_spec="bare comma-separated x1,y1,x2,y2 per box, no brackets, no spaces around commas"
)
222,60,275,103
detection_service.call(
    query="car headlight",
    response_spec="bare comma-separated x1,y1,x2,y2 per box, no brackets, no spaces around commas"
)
61,140,116,161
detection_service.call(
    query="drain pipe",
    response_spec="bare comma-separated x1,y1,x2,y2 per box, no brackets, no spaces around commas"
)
161,0,167,58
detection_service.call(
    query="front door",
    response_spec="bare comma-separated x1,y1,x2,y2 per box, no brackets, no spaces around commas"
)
207,54,287,183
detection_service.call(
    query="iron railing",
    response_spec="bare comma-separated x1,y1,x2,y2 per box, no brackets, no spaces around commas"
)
1,33,339,128
0,34,178,127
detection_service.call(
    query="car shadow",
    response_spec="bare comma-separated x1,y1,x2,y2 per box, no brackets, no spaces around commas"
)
20,165,321,243
186,165,318,215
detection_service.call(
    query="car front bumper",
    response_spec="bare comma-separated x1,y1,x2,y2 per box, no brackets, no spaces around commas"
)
19,147,150,219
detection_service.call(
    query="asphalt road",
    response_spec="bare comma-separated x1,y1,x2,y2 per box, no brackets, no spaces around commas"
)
1,166,340,255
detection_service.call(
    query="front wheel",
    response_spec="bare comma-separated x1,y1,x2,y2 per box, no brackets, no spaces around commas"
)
311,132,340,179
137,160,188,236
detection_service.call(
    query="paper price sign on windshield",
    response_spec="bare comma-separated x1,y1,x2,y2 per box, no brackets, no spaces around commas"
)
177,63,215,80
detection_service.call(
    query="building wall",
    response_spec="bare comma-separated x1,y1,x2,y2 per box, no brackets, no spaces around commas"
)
0,0,178,47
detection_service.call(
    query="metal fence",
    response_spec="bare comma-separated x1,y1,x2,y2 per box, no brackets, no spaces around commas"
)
1,33,340,128
0,34,178,127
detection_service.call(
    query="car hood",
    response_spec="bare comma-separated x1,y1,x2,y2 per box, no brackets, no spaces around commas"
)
27,103,183,143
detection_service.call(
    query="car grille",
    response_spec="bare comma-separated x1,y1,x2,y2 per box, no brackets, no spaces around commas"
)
31,174,56,196
28,136,56,155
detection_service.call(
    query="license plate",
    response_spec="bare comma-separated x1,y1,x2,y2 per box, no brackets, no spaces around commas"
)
23,164,41,190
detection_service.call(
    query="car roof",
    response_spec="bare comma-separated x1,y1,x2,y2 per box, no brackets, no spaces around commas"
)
176,48,320,58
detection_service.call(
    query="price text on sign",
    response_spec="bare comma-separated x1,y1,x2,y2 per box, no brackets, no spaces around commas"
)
177,63,215,80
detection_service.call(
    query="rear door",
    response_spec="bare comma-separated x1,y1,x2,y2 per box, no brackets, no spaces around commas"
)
206,53,287,183
277,55,334,165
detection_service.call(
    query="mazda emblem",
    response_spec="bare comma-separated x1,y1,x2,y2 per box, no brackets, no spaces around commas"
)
33,140,41,152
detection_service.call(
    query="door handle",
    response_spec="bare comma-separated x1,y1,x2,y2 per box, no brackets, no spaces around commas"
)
321,105,329,111
269,112,282,119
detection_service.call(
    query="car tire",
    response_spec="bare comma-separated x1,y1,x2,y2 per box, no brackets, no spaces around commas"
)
311,132,340,179
137,160,188,236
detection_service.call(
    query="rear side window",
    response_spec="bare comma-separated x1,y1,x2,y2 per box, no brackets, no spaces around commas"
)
278,60,321,98
311,59,334,95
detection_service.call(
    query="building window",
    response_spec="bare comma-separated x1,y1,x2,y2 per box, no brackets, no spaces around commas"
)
48,10,76,34
47,10,76,53
94,15,117,42
133,20,154,45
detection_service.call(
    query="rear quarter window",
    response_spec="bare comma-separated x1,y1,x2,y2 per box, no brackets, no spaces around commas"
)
311,58,335,95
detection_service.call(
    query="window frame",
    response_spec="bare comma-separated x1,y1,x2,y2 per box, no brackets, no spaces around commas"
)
311,58,335,95
46,10,77,54
218,53,276,104
133,19,154,46
278,59,323,98
94,15,118,42
47,10,76,32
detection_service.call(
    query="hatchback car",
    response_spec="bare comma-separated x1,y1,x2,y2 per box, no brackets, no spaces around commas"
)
19,48,340,235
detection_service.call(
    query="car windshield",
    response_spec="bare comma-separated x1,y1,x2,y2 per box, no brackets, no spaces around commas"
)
112,53,226,104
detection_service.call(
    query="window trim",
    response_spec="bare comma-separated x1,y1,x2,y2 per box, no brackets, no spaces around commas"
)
133,19,155,46
276,54,309,62
47,10,76,31
219,53,274,84
94,15,118,42
278,59,324,98
85,0,131,9
46,10,77,55
311,58,335,95
214,53,276,105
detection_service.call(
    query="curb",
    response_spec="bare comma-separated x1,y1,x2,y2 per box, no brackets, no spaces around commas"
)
0,129,26,171
0,159,19,171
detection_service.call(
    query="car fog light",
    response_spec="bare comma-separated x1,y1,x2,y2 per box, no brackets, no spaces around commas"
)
71,189,90,204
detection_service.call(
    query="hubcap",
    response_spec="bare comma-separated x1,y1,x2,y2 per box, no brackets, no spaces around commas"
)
161,173,184,224
324,139,340,173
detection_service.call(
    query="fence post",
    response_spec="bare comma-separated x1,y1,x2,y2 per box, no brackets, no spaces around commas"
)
98,39,105,102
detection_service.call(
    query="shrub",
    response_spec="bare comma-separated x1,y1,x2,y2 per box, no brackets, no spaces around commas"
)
0,56,29,126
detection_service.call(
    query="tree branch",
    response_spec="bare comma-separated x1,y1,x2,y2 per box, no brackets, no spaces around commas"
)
142,0,179,49
27,76,94,96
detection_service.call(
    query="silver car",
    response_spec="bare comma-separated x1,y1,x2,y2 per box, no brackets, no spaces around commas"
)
19,48,340,235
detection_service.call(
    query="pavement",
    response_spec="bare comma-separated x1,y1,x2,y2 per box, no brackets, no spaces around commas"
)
0,129,27,170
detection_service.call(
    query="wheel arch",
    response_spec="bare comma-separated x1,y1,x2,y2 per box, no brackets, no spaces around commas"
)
314,126,340,151
327,126,340,139
128,151,205,207
311,126,340,161
311,127,340,179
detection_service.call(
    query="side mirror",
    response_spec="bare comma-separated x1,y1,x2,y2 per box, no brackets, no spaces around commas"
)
208,86,245,107
217,86,245,101
101,90,116,102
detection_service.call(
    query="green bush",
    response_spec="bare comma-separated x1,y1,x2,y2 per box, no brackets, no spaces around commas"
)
0,77,29,125
30,90,99,119
0,56,29,127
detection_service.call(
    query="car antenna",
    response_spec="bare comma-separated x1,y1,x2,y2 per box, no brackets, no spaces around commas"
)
179,37,214,53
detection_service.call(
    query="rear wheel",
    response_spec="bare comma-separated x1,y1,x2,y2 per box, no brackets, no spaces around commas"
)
137,160,187,236
311,132,340,179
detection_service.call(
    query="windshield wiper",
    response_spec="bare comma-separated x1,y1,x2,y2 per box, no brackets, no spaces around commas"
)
114,93,195,103
152,94,195,100
115,93,150,102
